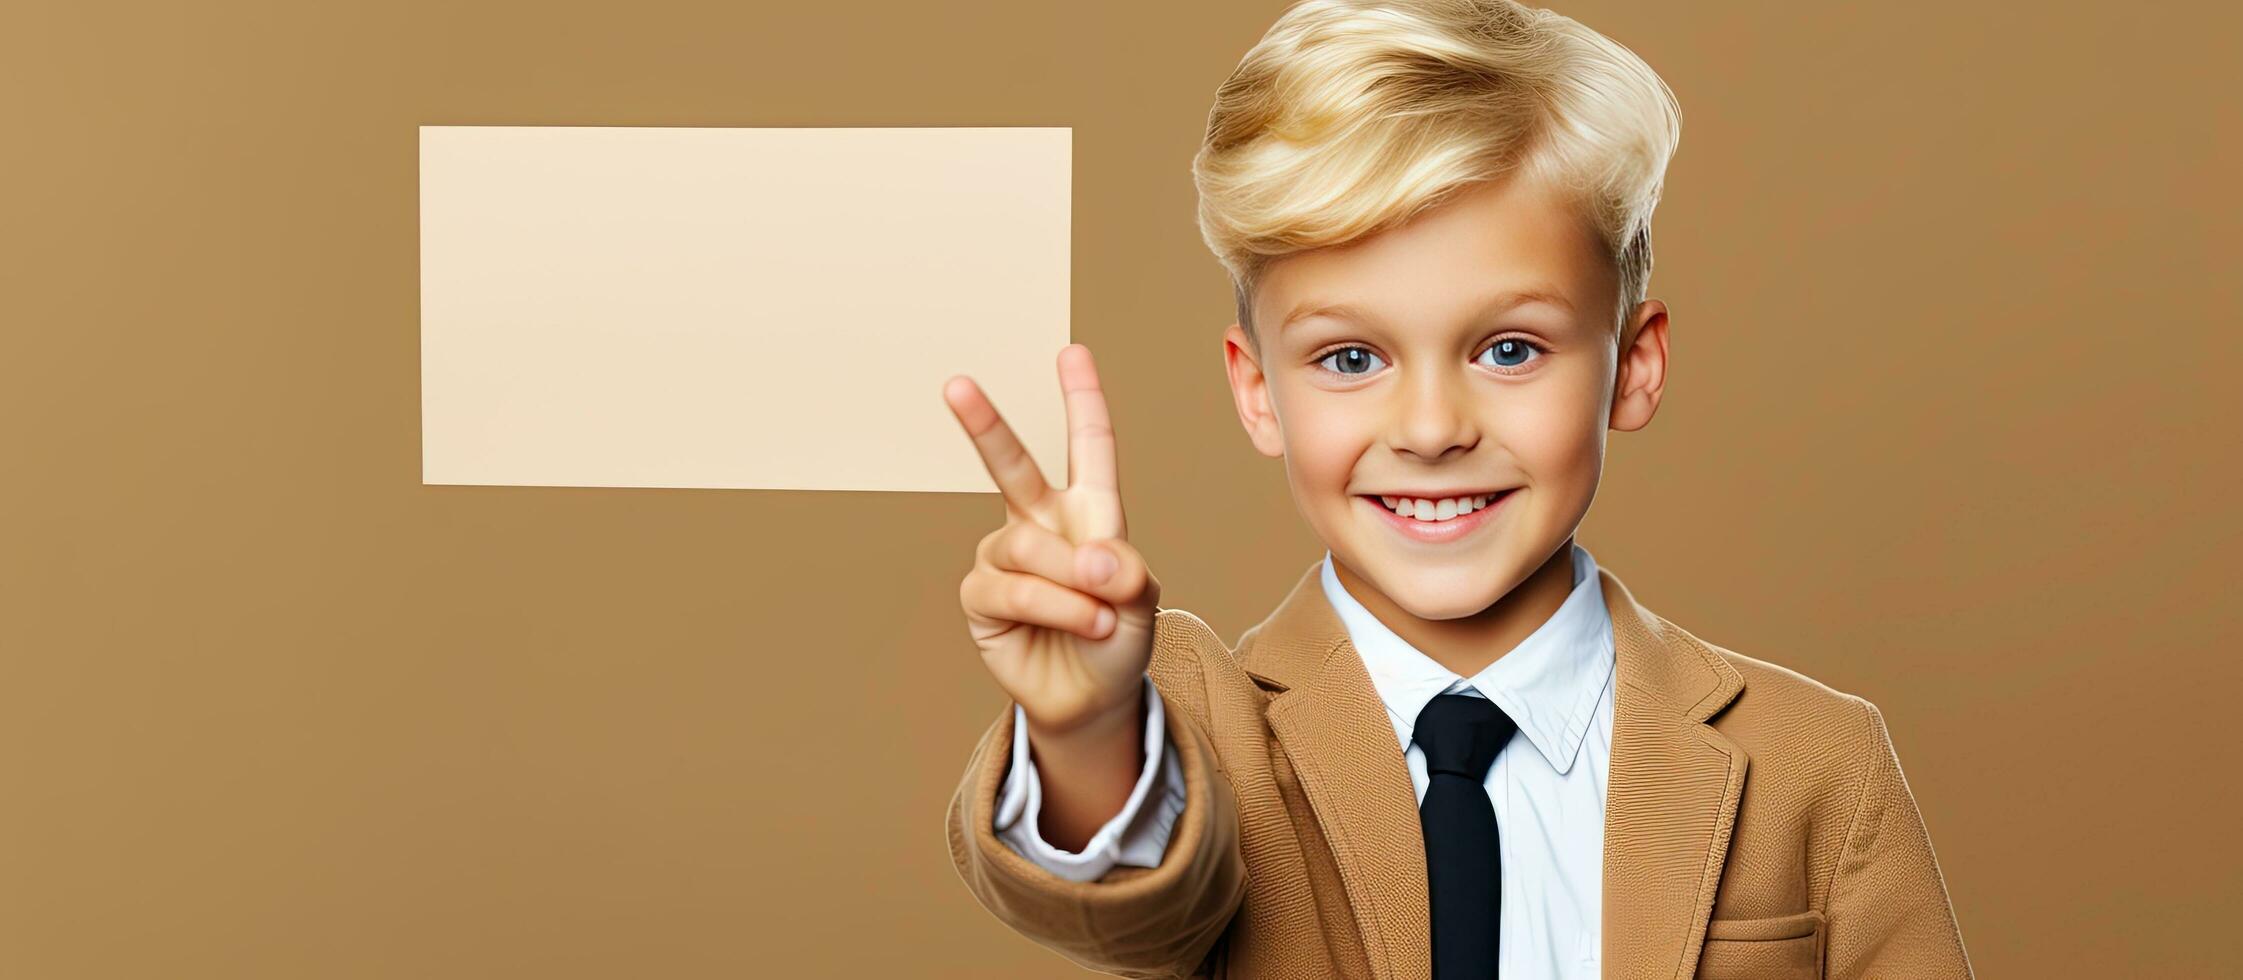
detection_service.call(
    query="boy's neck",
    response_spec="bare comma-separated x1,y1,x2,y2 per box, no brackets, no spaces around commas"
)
1333,536,1581,679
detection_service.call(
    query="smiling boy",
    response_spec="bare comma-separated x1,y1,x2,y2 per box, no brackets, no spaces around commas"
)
941,1,1970,978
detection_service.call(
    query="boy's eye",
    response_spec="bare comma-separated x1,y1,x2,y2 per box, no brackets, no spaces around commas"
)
1478,337,1546,369
1317,347,1386,376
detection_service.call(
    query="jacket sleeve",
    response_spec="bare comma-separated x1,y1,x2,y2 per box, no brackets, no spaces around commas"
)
992,676,1189,881
1823,699,1974,979
944,613,1247,979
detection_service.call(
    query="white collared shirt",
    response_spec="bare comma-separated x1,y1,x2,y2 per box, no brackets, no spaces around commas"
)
993,543,1617,978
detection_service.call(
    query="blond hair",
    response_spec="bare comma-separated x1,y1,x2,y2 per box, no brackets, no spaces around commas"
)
1192,0,1681,345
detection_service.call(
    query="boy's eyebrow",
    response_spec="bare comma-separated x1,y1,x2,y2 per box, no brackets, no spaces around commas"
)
1279,287,1575,334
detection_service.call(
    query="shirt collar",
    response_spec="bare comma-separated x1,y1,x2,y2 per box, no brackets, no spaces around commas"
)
1318,541,1616,774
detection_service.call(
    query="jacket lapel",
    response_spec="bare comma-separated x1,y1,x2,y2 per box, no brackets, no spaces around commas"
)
1240,560,1429,980
1235,558,1748,980
1597,565,1748,979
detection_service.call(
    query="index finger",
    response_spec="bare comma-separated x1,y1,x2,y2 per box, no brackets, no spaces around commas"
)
944,374,1055,516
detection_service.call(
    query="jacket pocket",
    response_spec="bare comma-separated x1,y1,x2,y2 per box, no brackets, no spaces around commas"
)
1695,909,1824,979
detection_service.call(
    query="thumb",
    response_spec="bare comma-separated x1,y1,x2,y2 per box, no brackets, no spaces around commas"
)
1076,537,1160,619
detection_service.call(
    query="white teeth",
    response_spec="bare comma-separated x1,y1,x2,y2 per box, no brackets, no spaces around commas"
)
1375,493,1496,522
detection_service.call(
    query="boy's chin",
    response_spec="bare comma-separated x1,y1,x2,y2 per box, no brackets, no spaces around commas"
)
1351,553,1525,621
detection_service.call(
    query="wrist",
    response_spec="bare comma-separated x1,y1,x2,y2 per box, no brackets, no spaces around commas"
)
1020,682,1149,852
1022,682,1146,760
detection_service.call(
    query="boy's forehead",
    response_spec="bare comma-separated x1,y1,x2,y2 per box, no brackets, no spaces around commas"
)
1256,177,1608,336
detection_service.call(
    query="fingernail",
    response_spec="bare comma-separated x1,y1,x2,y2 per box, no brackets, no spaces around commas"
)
1092,606,1116,636
1086,548,1117,583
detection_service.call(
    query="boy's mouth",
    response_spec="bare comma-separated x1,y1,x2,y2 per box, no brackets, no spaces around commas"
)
1359,489,1514,521
1357,489,1516,542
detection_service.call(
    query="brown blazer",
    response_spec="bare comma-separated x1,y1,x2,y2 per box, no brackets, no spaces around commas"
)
946,558,1972,979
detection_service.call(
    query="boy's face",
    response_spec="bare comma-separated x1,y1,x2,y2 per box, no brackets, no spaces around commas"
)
1223,174,1669,625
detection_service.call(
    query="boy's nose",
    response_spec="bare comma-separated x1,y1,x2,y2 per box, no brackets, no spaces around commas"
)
1388,377,1478,459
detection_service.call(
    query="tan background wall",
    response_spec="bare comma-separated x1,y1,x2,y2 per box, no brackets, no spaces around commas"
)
4,1,2238,976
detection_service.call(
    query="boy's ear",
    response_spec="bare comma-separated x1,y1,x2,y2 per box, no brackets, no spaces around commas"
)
1610,299,1670,433
1224,322,1286,458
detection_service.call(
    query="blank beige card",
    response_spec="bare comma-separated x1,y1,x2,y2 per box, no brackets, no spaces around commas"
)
419,125,1072,492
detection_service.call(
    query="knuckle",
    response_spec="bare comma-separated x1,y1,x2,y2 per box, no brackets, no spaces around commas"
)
1006,574,1040,612
984,524,1023,569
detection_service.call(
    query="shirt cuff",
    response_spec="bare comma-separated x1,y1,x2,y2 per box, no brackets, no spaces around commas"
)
991,674,1188,882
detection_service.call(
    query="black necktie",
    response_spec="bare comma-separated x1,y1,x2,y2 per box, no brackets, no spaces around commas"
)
1413,692,1516,978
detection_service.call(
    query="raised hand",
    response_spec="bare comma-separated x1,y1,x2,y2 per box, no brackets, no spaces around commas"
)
946,344,1163,847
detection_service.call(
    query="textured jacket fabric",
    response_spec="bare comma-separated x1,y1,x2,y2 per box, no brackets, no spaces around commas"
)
945,558,1973,979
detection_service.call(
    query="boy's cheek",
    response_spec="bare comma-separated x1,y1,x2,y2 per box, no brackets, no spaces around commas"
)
1500,399,1609,478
